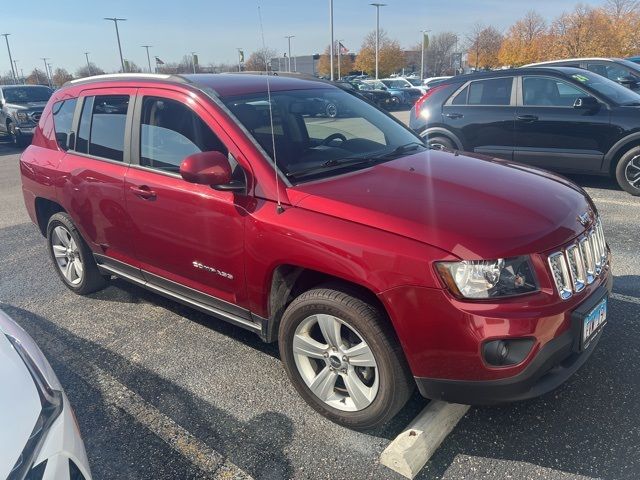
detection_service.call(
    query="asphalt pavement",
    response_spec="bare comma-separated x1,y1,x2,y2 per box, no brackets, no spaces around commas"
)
0,123,638,480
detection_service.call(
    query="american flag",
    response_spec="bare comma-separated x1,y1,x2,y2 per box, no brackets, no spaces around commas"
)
339,42,349,55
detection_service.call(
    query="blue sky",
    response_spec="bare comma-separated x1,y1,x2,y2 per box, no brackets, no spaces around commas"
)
2,0,607,75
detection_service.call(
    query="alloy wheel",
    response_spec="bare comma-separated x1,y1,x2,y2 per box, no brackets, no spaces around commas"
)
51,225,84,285
625,155,640,189
292,314,379,411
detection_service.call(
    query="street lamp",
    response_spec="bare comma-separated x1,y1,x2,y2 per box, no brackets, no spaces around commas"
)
1,34,16,83
420,29,431,81
41,57,51,88
285,35,295,72
329,0,335,81
104,17,127,72
370,3,386,79
84,52,92,76
141,45,153,73
337,39,344,79
191,52,197,74
13,60,19,83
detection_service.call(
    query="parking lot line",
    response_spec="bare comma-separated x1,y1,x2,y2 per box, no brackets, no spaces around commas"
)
23,319,254,480
611,292,640,305
380,401,470,479
590,197,640,207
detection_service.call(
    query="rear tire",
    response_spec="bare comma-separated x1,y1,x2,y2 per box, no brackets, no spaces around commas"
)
8,122,29,148
46,213,108,295
615,147,640,196
425,135,455,150
278,286,414,430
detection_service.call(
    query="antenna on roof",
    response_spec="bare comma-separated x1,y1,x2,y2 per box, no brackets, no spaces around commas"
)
257,2,284,214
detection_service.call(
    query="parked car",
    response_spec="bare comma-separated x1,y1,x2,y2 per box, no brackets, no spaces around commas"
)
337,80,393,108
627,56,640,65
423,76,452,88
377,79,423,107
525,58,640,91
383,77,427,95
410,66,640,195
0,85,53,147
0,309,92,479
21,73,611,429
405,77,428,94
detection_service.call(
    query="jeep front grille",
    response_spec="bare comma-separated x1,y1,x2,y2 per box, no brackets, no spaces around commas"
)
31,112,42,122
548,220,608,300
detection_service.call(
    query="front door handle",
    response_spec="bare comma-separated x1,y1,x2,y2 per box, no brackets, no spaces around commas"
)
445,112,463,119
130,185,156,200
516,114,539,122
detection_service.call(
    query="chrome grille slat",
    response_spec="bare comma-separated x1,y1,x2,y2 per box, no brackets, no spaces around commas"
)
548,218,608,300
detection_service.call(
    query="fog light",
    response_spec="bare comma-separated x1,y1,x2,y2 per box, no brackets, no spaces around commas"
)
483,339,534,366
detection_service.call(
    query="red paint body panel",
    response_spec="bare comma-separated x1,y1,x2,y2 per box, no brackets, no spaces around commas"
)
19,74,611,391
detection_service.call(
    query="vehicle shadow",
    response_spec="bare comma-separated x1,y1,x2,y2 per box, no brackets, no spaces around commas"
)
417,283,640,479
2,303,297,480
564,173,621,192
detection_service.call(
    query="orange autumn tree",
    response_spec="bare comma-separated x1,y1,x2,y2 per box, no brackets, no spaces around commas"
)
498,11,548,66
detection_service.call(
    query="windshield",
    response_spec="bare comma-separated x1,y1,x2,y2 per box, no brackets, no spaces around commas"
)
222,88,424,183
365,80,387,90
407,78,422,86
382,79,410,88
570,70,640,105
2,86,53,104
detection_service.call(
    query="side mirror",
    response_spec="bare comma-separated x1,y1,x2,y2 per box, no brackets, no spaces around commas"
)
573,96,599,109
617,75,638,86
180,151,231,186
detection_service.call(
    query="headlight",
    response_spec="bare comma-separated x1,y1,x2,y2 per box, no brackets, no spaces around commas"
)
436,256,538,299
16,112,29,122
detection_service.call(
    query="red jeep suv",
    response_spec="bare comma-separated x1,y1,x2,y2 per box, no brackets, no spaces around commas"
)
20,73,612,429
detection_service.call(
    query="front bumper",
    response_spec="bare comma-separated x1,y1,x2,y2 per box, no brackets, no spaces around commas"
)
414,280,611,404
15,126,35,136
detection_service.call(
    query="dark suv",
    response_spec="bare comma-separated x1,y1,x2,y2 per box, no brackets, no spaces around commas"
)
0,85,53,147
410,67,640,195
21,73,611,429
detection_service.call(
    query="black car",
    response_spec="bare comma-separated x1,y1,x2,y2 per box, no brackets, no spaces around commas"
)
409,66,640,195
335,80,393,109
525,58,640,91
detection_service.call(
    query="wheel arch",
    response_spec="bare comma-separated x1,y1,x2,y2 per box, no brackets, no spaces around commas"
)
419,127,464,150
264,264,394,344
34,197,66,236
604,133,640,174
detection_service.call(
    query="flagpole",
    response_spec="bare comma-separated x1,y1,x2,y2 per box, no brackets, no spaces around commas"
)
337,40,344,80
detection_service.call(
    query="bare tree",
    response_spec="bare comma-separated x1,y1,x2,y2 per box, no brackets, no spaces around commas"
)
466,23,504,70
244,47,278,71
606,0,640,18
52,68,73,87
75,63,105,79
423,32,459,76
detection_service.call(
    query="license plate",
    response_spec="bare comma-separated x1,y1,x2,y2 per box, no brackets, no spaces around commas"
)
582,297,607,349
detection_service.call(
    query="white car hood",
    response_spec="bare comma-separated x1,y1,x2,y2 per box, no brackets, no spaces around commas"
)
0,333,41,479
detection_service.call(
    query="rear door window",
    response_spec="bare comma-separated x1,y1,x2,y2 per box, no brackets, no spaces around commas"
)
75,95,130,161
52,98,77,150
467,78,513,105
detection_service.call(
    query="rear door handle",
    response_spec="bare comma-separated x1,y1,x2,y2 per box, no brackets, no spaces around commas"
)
129,185,156,200
516,114,539,122
444,113,463,119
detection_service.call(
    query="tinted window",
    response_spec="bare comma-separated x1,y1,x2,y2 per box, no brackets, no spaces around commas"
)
451,85,469,105
75,95,129,161
523,77,587,106
52,98,77,150
139,97,227,172
467,78,513,105
587,63,637,82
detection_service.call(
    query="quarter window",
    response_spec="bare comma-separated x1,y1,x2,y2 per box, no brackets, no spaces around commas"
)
139,97,227,172
52,98,77,150
522,77,587,107
467,78,513,106
75,95,130,161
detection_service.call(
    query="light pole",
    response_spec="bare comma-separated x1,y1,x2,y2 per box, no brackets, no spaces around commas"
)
141,45,152,73
13,60,18,83
237,48,243,72
41,57,51,88
420,29,430,80
1,34,16,83
104,17,127,72
84,52,92,76
191,52,197,74
337,39,344,79
370,3,386,79
329,0,334,80
285,35,294,72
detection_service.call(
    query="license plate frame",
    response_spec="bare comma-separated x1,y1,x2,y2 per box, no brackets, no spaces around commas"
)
581,296,607,350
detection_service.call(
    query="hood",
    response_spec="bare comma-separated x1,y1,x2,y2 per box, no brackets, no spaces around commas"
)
289,150,594,259
0,333,42,479
5,101,48,111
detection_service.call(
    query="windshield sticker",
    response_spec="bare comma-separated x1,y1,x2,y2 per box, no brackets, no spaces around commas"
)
572,74,590,83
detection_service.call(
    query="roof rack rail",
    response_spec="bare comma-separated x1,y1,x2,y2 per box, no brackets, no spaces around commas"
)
64,73,188,87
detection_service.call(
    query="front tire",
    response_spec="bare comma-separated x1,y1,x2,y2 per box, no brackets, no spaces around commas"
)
425,135,455,150
615,147,640,196
46,213,108,295
279,286,413,430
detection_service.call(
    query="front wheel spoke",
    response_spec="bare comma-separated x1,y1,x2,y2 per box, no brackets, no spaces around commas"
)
54,227,70,247
344,369,373,410
63,262,74,281
344,342,376,367
293,333,327,359
52,245,67,258
316,314,342,348
308,367,338,401
74,259,83,277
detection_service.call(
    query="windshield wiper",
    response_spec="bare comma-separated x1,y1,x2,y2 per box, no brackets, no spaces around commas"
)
371,142,426,159
286,157,375,179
